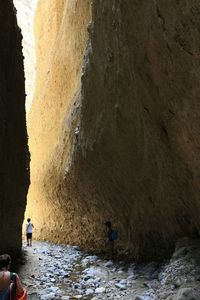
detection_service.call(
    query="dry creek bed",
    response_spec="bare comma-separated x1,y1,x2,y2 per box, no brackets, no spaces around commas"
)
18,238,200,300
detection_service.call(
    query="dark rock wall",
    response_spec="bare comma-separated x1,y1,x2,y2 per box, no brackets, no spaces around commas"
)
28,0,200,261
79,0,200,260
0,0,29,256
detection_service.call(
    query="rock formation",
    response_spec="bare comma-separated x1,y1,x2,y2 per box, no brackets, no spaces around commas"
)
0,0,29,256
27,0,200,261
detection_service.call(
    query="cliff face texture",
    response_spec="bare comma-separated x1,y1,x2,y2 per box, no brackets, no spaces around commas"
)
27,0,200,260
0,1,29,256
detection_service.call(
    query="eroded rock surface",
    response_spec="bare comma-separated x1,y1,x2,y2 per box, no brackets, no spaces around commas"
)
0,0,29,255
27,0,200,260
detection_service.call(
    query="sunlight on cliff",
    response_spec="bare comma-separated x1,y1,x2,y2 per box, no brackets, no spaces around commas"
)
13,0,39,236
13,0,38,112
13,0,92,242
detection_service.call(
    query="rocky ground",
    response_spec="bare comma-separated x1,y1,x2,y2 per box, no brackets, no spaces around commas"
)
18,238,200,300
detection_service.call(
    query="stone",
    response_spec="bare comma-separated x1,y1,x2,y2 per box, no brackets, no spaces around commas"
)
105,261,113,268
174,288,199,300
49,286,59,293
95,287,106,294
115,283,127,290
40,293,55,300
85,288,94,295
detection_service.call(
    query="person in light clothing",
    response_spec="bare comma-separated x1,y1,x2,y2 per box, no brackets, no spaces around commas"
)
26,218,34,246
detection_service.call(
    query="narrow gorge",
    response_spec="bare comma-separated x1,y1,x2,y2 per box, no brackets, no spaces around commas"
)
1,0,200,265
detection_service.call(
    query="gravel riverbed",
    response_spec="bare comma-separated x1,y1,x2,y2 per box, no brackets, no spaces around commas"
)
18,238,200,299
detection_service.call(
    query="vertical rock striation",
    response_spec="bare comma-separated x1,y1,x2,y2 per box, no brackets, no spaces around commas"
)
28,0,200,260
79,0,200,260
27,0,92,244
0,0,29,256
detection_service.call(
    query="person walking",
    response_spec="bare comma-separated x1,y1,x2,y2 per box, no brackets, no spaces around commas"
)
26,218,34,247
0,254,26,299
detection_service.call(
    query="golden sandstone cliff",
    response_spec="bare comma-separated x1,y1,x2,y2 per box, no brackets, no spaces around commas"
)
26,0,200,261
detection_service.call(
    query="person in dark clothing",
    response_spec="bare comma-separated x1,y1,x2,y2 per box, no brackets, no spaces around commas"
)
105,221,114,258
106,221,113,241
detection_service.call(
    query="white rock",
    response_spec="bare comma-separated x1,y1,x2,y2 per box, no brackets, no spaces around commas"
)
85,288,94,295
95,287,106,294
119,279,127,285
49,287,59,293
115,283,127,290
40,293,55,300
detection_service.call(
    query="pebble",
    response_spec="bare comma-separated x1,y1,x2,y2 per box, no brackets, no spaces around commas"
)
115,283,127,290
95,287,106,293
174,287,199,300
40,293,55,300
86,288,94,295
105,261,113,268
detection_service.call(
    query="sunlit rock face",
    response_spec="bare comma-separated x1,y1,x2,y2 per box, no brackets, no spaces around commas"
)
0,0,29,256
27,0,200,261
26,0,92,243
13,0,38,112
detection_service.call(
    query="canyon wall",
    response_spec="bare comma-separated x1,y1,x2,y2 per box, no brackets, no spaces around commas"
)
27,0,200,260
0,1,29,256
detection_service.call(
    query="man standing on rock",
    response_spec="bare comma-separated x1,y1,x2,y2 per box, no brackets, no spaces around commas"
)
26,218,34,246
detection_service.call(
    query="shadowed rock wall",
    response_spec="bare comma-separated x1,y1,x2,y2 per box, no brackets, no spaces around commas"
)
27,0,200,261
0,1,29,256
